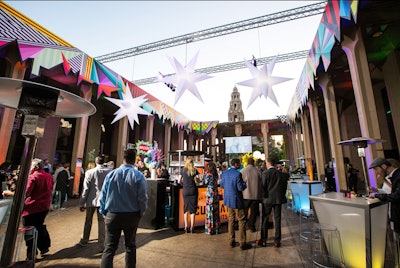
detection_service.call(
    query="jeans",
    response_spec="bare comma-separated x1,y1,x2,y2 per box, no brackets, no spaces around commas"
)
101,212,141,268
227,207,246,244
81,207,105,248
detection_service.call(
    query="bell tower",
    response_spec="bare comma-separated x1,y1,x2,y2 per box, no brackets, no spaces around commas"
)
228,86,244,122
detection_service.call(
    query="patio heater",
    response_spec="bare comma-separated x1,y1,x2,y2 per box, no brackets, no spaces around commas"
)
337,137,385,196
0,77,96,267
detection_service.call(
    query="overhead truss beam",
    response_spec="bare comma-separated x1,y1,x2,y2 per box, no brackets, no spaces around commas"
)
133,50,309,86
96,2,326,63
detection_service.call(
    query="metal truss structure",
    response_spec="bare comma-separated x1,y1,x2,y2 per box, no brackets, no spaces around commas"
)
95,2,326,63
132,50,309,86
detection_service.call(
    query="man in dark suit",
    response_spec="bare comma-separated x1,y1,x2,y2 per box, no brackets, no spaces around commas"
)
258,158,287,248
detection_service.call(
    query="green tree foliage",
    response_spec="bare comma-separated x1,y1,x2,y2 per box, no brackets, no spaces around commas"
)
268,136,285,164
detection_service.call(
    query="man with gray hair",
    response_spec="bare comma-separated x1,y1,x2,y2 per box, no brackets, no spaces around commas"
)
22,158,54,260
78,155,112,252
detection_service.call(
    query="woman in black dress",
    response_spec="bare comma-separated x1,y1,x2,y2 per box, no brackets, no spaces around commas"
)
178,157,199,233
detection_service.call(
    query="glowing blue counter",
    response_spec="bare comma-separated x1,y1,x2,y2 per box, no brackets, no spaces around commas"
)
290,180,323,212
310,192,387,268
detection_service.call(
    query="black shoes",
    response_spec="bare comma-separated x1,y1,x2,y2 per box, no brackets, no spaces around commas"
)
184,227,194,234
230,241,252,250
257,239,267,247
274,241,281,248
240,243,252,250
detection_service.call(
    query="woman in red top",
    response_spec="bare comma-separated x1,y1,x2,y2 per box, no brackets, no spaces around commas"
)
22,158,54,260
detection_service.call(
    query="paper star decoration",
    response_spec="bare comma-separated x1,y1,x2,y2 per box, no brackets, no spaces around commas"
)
105,84,151,130
157,51,212,105
237,55,293,108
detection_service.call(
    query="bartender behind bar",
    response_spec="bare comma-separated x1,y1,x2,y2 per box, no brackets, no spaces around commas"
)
369,157,400,267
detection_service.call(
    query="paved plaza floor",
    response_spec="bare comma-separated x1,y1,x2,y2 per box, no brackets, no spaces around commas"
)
10,196,397,268
29,198,310,268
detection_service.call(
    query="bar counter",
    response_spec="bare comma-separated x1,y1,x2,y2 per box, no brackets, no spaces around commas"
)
170,184,228,230
309,192,388,268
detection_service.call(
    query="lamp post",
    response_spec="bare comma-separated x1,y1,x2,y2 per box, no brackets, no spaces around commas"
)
0,78,95,267
337,137,385,196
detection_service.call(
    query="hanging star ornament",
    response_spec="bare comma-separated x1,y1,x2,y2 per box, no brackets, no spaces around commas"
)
105,83,151,130
237,55,293,108
156,51,212,105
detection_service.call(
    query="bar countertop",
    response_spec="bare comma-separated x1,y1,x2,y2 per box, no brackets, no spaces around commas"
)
309,192,385,209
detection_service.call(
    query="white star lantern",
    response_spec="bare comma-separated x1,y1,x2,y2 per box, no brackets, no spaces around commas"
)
157,51,212,105
105,83,151,130
237,55,293,108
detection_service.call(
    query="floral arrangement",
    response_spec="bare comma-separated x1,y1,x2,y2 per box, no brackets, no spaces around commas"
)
241,153,254,168
145,141,164,169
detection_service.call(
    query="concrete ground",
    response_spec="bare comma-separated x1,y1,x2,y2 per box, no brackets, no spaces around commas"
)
24,198,309,268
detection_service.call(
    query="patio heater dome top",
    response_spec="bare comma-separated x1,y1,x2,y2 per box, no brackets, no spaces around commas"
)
0,77,96,118
337,137,385,148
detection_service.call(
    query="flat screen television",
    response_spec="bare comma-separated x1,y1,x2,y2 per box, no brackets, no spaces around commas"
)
223,136,252,154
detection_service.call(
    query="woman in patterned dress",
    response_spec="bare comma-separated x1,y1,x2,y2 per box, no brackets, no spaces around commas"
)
204,161,221,235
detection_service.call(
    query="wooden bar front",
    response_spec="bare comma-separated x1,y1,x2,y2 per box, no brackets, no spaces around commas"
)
171,185,228,230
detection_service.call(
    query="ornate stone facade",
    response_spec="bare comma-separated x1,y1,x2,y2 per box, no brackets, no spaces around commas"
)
228,86,244,122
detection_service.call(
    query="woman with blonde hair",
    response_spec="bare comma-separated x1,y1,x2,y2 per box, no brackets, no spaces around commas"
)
178,157,199,233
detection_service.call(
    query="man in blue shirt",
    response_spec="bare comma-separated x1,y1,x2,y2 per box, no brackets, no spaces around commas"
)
220,158,250,250
99,149,148,268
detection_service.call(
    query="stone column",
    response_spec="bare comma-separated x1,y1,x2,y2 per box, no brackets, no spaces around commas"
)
116,117,129,166
295,121,304,161
164,120,171,164
319,74,346,191
308,100,326,181
382,50,400,154
36,117,60,165
300,111,313,180
291,125,299,167
188,133,194,151
211,128,217,162
286,128,295,167
342,30,384,187
261,122,269,160
0,109,17,164
178,129,185,150
196,138,201,151
234,124,242,137
146,115,154,142
70,84,92,196
0,61,27,164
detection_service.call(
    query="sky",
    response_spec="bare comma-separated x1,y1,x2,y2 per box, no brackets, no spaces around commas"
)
5,1,323,123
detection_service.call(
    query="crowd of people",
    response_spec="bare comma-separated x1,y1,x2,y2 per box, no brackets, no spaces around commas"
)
2,152,399,266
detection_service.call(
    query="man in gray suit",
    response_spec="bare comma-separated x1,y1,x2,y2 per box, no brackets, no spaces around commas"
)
78,155,112,252
240,158,262,232
258,158,287,247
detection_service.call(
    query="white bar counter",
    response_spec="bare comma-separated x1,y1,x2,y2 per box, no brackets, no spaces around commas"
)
309,192,388,268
